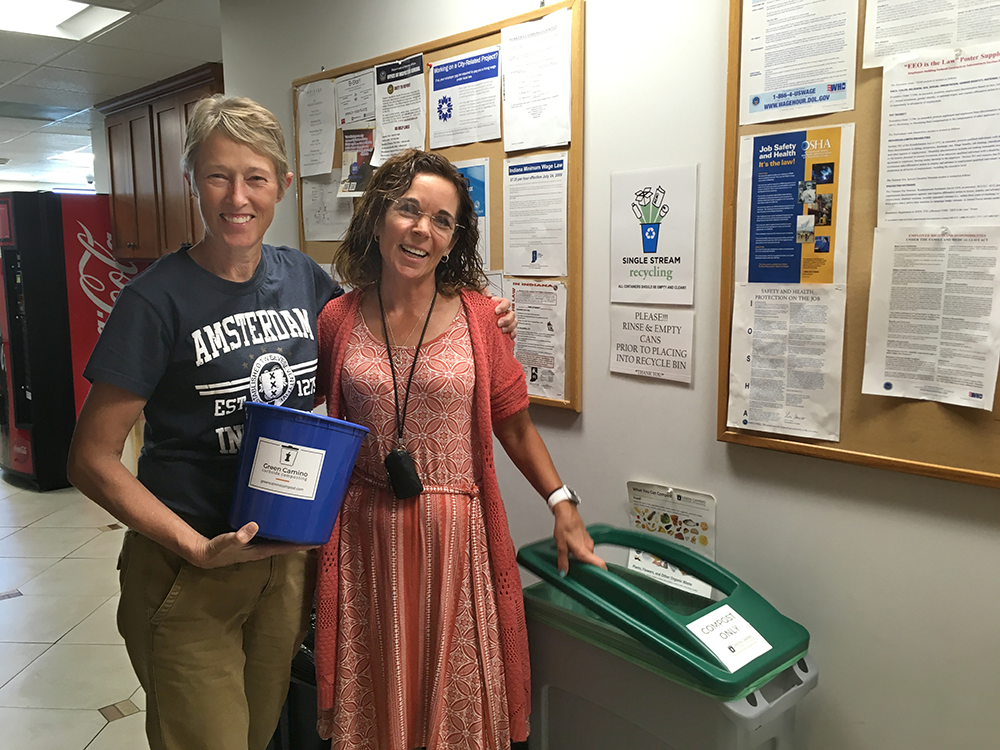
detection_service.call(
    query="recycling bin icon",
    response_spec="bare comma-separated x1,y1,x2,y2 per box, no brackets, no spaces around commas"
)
641,223,660,253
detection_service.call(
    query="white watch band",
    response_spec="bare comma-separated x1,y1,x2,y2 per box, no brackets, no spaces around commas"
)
546,484,579,511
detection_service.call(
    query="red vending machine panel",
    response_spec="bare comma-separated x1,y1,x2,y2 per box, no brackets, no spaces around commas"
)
0,195,33,476
60,194,145,416
0,192,146,490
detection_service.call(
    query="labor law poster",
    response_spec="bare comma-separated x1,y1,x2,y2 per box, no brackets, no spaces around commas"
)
735,124,854,285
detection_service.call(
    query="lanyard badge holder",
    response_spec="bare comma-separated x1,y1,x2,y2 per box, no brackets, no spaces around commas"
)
378,284,437,499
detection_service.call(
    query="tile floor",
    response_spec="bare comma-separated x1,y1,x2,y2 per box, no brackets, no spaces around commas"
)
0,476,148,750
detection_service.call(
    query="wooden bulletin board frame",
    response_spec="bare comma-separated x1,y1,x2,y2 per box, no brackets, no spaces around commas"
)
291,0,585,411
717,0,1000,489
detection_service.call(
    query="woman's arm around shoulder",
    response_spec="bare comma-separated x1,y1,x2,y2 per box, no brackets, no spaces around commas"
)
317,287,361,339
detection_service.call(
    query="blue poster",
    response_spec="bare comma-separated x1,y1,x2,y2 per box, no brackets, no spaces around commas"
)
456,163,486,220
454,158,490,268
748,130,806,283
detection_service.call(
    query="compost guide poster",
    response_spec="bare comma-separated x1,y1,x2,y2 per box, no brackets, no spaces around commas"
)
625,481,716,598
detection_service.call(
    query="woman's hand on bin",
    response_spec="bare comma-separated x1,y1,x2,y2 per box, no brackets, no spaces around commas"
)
187,522,318,568
552,503,606,576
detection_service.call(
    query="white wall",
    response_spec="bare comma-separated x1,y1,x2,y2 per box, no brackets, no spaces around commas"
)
221,2,1000,747
90,113,110,195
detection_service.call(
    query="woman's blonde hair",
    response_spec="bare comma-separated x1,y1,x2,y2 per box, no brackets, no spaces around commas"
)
182,95,290,197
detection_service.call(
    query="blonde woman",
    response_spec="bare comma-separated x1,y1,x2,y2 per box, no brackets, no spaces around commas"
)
68,97,514,750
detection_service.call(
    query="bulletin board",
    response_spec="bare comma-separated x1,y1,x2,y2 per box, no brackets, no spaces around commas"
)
291,0,585,411
717,0,1000,489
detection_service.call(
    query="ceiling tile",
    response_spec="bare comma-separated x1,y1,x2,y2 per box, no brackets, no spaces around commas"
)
4,131,93,154
0,100,83,122
39,120,99,136
0,31,79,66
0,61,34,87
0,0,219,188
55,109,105,127
143,0,221,28
0,131,30,145
87,0,153,10
0,84,97,111
0,117,41,134
49,43,202,81
90,15,222,61
19,67,153,98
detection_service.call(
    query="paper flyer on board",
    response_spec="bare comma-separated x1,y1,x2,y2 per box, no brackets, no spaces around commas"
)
878,44,1000,225
626,481,716,598
334,67,376,127
609,305,693,383
429,47,501,149
503,153,568,276
740,0,857,125
453,157,490,270
484,271,505,299
862,227,1000,410
610,165,698,305
735,124,854,285
372,54,426,165
511,279,566,400
303,173,352,242
500,8,572,152
296,79,337,178
337,124,375,198
728,283,846,441
863,0,1000,69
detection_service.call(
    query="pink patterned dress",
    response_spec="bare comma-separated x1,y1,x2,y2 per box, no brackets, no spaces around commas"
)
329,305,510,750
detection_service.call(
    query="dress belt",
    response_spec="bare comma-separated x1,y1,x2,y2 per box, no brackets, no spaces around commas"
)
352,468,480,498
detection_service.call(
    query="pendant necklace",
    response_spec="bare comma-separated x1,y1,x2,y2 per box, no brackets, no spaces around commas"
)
377,283,437,499
385,306,423,368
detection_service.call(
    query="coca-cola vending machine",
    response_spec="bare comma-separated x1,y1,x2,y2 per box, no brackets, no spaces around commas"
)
0,192,146,490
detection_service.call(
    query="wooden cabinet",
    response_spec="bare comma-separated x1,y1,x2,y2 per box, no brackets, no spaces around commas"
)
152,89,209,253
105,105,158,258
97,64,223,260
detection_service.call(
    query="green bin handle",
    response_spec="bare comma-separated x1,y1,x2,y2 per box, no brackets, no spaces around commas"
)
517,524,810,696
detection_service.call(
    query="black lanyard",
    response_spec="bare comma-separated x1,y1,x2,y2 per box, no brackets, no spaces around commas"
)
377,283,438,448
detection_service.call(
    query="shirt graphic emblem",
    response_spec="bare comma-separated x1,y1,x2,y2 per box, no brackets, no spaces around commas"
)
249,352,296,405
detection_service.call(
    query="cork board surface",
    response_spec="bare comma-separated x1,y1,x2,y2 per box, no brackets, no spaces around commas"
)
292,0,585,410
716,0,1000,488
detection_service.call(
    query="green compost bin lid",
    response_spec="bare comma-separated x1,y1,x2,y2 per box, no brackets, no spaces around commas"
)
517,524,810,702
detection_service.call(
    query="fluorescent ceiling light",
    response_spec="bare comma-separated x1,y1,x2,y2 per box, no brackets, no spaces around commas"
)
0,0,128,40
48,148,95,167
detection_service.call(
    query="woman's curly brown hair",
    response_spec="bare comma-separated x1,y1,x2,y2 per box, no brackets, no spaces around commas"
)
332,149,483,296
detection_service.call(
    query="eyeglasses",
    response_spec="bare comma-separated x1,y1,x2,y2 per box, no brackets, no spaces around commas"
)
389,199,462,237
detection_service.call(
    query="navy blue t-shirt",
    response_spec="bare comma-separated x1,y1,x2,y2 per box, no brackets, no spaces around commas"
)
85,244,343,537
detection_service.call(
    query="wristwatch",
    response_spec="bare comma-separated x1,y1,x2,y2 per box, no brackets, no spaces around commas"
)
546,484,581,511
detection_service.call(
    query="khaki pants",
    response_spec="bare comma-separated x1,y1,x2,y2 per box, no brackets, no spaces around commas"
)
117,531,315,750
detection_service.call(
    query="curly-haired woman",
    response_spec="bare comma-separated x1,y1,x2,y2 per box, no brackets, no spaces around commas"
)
313,149,605,750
